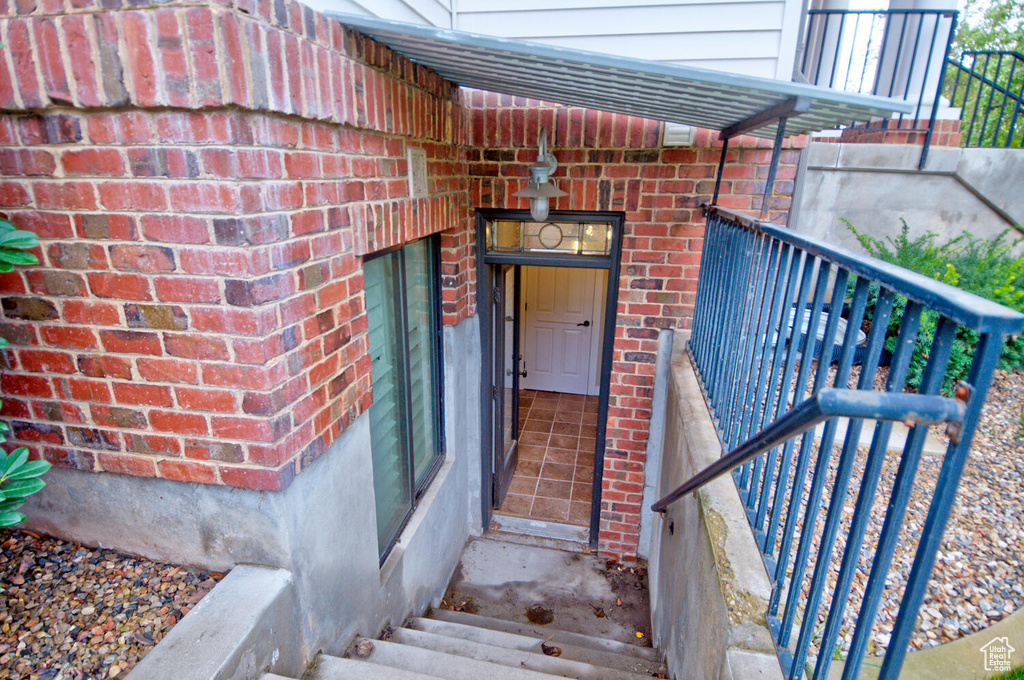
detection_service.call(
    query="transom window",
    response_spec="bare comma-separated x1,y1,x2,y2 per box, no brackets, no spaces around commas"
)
487,219,614,255
363,236,444,564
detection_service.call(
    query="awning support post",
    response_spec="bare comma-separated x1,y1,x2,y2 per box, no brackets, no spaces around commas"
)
715,96,811,219
760,118,788,219
712,137,730,206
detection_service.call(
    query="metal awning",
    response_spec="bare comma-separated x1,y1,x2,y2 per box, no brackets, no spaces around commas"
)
326,12,913,139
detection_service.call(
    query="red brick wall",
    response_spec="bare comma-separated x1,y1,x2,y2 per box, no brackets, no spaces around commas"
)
815,119,963,147
464,91,805,559
0,0,468,490
0,0,809,562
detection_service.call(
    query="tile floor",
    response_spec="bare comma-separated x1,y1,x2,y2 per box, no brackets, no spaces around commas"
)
496,389,599,526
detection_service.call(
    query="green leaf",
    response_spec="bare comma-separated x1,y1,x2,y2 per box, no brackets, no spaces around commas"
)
0,218,18,231
0,448,28,477
0,511,26,528
0,229,40,249
0,498,25,514
1,478,45,499
0,262,13,273
0,249,39,266
6,459,50,480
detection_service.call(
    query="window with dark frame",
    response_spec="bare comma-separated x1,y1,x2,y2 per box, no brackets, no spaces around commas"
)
363,236,445,564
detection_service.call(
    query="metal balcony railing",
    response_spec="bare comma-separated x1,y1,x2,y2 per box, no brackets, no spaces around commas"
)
653,206,1024,679
799,8,958,166
946,50,1024,148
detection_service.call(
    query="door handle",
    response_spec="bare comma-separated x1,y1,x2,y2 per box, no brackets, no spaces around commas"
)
520,369,528,378
577,320,591,327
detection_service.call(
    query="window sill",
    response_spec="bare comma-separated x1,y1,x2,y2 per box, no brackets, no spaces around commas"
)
379,455,454,586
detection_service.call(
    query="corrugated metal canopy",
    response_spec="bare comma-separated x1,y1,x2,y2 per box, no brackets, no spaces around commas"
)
326,12,912,139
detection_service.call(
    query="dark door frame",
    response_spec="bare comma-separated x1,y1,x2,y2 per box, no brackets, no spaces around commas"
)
475,209,625,550
492,263,522,506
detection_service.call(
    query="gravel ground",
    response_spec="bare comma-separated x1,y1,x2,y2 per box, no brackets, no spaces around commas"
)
0,531,221,679
0,370,1018,674
783,367,1024,657
909,369,1024,649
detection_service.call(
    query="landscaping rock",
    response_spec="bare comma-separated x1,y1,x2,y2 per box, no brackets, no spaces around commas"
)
0,531,221,678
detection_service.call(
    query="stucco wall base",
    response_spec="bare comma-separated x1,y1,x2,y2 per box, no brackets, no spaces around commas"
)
648,331,782,680
129,566,298,680
791,143,1024,252
21,315,482,677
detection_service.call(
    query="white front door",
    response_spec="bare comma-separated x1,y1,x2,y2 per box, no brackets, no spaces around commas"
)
521,266,598,395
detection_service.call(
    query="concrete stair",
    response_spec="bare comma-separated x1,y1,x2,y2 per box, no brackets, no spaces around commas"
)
261,609,666,680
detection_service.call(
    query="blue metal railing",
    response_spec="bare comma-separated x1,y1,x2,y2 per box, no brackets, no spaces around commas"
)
650,389,965,514
654,206,1024,679
799,8,958,167
946,50,1024,148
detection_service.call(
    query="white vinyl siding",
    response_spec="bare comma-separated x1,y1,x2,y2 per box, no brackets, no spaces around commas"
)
315,0,804,80
309,0,452,28
455,1,794,78
457,2,784,39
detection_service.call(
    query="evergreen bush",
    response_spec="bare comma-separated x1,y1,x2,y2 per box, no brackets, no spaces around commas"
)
843,218,1024,393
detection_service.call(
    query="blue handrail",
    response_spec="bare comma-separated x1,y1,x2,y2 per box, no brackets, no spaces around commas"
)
799,8,959,167
651,388,965,513
666,205,1024,680
946,50,1024,148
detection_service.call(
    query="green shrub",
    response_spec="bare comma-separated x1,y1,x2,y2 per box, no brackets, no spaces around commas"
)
0,217,49,527
843,219,1024,393
0,448,51,527
988,667,1024,680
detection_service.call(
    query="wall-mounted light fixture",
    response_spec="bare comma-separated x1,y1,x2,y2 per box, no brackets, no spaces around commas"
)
513,127,567,222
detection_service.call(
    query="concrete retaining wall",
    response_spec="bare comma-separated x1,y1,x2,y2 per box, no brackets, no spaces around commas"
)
27,315,482,678
646,331,782,680
791,143,1024,252
129,566,298,680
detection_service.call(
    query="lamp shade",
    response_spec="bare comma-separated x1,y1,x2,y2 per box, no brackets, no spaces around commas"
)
512,127,566,221
514,180,567,222
513,181,568,200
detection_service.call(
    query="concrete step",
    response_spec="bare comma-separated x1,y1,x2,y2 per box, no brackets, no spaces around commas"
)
308,654,445,679
391,627,658,680
429,609,661,662
257,675,294,680
347,638,562,680
408,617,665,676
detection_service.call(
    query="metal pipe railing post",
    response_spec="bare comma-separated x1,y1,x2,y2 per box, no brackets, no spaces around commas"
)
775,276,870,640
763,260,831,559
812,301,924,679
878,333,1004,679
676,207,1024,679
770,267,848,603
918,11,958,168
841,317,957,680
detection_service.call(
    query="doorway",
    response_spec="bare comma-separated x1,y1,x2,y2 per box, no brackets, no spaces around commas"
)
520,266,606,396
476,210,624,549
497,265,607,526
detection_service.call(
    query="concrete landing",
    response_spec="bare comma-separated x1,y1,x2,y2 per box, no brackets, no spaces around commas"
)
489,513,589,545
828,607,1024,679
813,418,946,455
440,535,653,649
